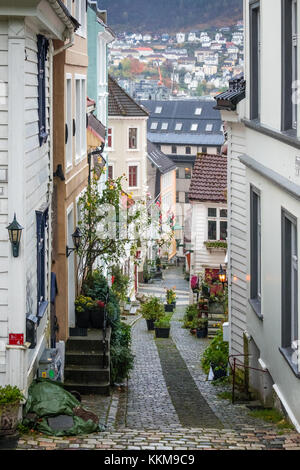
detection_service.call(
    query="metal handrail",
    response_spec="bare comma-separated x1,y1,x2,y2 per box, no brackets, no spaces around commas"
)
102,287,110,369
228,354,269,404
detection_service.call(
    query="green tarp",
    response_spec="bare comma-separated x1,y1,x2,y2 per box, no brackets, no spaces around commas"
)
23,379,104,436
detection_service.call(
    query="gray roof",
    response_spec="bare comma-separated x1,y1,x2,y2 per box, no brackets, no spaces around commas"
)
147,141,176,174
148,132,224,146
141,99,224,146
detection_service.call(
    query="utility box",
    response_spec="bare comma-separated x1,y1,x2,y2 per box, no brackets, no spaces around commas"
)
38,348,62,382
222,322,230,342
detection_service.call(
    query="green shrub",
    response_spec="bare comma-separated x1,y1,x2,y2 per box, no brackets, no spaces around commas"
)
111,266,130,302
140,296,165,321
0,385,24,405
201,329,229,374
110,322,134,384
154,316,171,328
183,304,198,328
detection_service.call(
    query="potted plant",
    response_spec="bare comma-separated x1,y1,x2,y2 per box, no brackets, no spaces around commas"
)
143,265,151,284
75,295,95,328
209,293,225,315
165,288,176,312
90,300,106,329
201,282,210,298
154,317,171,338
191,275,199,293
140,296,165,330
201,330,229,380
196,317,208,338
183,304,198,328
156,256,161,272
0,385,24,436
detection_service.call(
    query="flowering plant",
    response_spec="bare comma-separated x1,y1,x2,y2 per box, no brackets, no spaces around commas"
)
166,288,176,305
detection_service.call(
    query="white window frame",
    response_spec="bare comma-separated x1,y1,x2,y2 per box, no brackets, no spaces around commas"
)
175,122,183,131
191,123,198,131
155,106,162,114
107,127,113,150
75,74,87,163
206,123,213,132
128,163,139,189
65,74,73,171
207,207,227,241
150,122,158,130
75,0,87,38
128,127,138,151
161,122,168,130
195,107,202,115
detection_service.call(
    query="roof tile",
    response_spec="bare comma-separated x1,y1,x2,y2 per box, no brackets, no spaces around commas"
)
189,153,227,202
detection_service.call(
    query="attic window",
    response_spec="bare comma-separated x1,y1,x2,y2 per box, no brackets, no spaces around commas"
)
161,122,168,130
155,106,162,114
195,107,202,115
151,122,158,130
190,123,198,131
206,124,213,132
175,122,183,131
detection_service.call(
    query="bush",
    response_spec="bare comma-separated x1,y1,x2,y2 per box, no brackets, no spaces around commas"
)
140,296,165,321
111,266,130,302
154,316,171,329
183,304,198,328
201,329,229,374
110,322,134,384
0,385,24,405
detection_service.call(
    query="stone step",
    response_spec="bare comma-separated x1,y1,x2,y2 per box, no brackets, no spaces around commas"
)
64,364,110,384
63,381,110,396
65,350,109,367
66,328,111,353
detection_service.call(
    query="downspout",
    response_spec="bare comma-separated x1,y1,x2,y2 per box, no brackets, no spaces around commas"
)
53,32,75,57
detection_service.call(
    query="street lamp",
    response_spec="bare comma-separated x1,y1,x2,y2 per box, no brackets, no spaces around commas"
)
7,213,23,257
66,227,82,258
218,264,227,288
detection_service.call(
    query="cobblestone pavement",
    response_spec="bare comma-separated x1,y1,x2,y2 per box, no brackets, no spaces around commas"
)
15,267,300,450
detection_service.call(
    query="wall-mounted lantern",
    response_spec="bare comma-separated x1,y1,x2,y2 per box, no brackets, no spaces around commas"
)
218,264,227,287
7,213,23,257
66,227,82,258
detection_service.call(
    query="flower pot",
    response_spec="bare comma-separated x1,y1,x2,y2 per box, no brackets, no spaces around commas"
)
155,327,170,338
90,306,105,329
146,319,155,331
0,403,19,436
211,363,227,380
209,302,224,314
164,304,174,312
76,309,90,329
196,328,208,338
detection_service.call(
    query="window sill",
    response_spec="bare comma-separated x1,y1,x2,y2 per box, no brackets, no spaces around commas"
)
279,347,300,378
243,119,300,150
248,298,263,320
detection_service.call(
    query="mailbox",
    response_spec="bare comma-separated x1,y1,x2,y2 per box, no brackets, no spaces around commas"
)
26,314,38,349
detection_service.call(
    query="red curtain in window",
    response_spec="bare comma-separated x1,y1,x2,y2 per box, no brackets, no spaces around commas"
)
129,166,137,187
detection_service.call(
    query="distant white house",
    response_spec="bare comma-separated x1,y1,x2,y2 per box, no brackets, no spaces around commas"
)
176,32,185,44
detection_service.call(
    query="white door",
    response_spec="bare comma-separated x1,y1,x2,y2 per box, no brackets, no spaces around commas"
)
67,206,76,327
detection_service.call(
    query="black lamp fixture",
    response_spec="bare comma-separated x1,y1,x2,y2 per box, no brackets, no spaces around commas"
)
7,213,23,257
53,164,65,181
66,227,82,258
218,264,227,287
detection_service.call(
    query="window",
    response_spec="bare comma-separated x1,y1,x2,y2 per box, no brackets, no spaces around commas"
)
191,123,198,131
282,0,298,131
36,208,49,320
185,167,191,179
250,186,261,315
202,146,207,153
128,165,138,187
176,191,179,203
129,128,138,149
176,168,179,178
75,0,87,37
151,122,158,130
185,193,190,203
37,35,49,147
175,122,183,131
205,123,213,132
108,165,113,179
161,122,168,130
207,207,227,241
250,1,261,120
281,210,298,370
186,146,191,155
107,128,113,149
171,145,177,154
75,76,87,161
195,107,202,115
155,106,162,113
65,76,72,169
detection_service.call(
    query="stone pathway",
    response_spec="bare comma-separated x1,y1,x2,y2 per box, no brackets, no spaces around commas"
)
14,266,300,450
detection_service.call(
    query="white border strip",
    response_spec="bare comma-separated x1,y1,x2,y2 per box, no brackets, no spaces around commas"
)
273,383,300,433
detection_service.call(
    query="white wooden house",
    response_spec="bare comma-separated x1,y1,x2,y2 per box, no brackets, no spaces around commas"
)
0,0,76,394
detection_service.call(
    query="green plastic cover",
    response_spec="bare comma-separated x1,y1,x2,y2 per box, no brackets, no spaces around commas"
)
23,379,104,436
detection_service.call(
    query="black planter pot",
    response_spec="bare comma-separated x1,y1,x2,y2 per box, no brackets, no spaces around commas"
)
90,307,105,329
211,363,227,380
155,327,170,338
146,319,155,331
196,327,208,338
76,309,90,329
164,304,174,312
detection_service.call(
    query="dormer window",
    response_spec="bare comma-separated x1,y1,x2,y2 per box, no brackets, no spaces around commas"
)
175,122,183,131
161,122,168,130
195,107,202,115
155,106,162,114
206,124,213,132
151,122,158,130
191,123,198,131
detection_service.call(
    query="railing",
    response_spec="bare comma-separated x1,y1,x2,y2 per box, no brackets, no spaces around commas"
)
102,287,110,369
228,354,269,404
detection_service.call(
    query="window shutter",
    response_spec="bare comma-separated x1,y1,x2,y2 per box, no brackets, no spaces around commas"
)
65,123,68,144
37,35,49,147
73,118,76,136
36,208,49,320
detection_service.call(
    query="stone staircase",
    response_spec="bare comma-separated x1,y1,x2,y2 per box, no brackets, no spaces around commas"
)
207,313,227,339
64,328,111,395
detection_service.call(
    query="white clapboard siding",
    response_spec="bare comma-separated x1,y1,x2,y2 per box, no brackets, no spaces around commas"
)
228,123,247,356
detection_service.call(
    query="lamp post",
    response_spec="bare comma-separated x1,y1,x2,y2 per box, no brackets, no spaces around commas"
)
7,213,23,257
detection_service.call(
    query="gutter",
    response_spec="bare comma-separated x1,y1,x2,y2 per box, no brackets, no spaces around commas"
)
53,31,75,56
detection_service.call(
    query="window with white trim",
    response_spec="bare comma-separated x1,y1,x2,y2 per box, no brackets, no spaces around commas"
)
75,76,87,161
65,76,72,169
191,123,198,131
161,122,168,130
107,127,113,149
128,165,138,188
155,106,162,113
175,122,182,131
75,0,87,37
151,122,158,130
207,208,227,241
195,107,202,115
250,186,261,314
129,128,138,149
206,123,213,132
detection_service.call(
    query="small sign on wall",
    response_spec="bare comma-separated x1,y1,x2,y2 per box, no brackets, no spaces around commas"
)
9,334,24,346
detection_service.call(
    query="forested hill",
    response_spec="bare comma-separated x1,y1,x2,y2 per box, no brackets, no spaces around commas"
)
99,0,243,33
